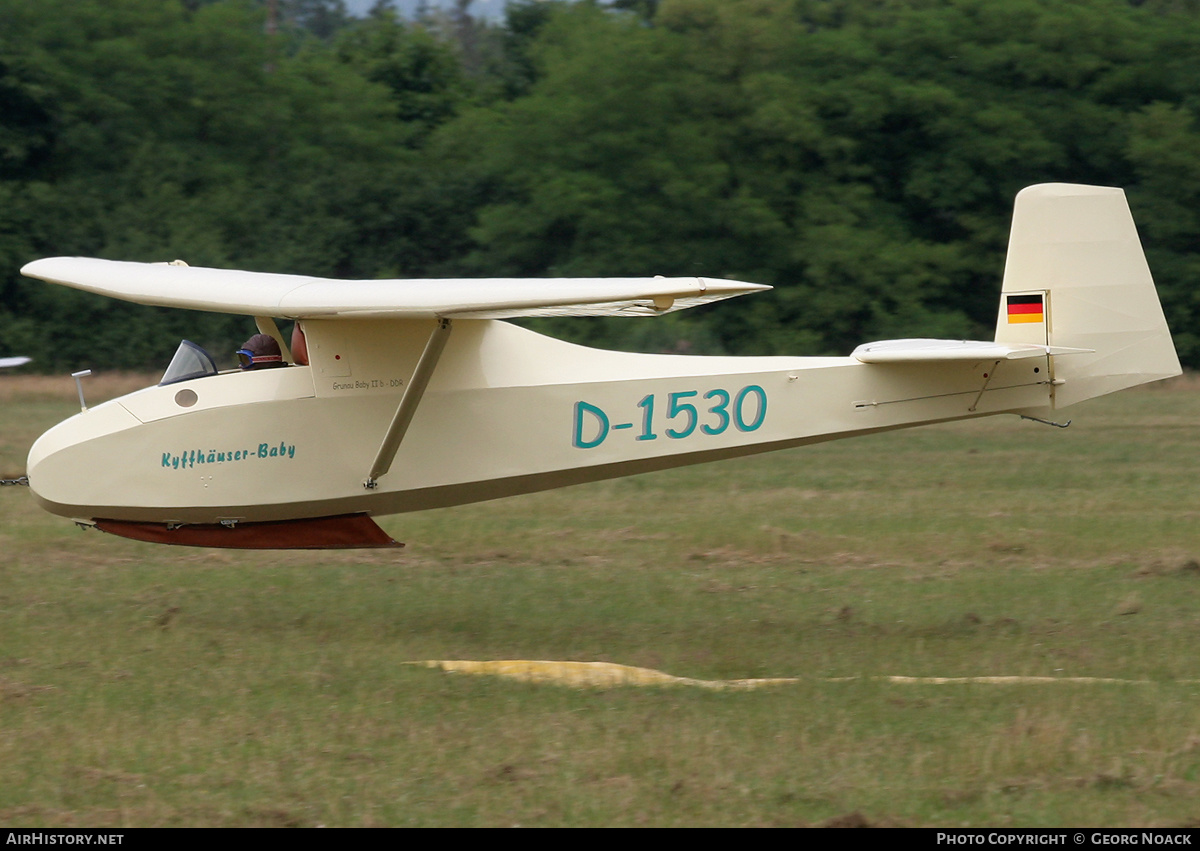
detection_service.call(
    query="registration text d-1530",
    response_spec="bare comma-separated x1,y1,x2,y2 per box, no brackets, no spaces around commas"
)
572,386,767,449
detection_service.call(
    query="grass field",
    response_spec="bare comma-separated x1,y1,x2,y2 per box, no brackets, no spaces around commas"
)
1,372,1199,827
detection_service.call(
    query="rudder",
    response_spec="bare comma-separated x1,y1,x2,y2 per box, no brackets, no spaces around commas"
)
994,184,1180,408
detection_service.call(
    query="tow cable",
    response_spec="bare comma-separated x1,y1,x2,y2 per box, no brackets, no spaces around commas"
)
1,476,29,486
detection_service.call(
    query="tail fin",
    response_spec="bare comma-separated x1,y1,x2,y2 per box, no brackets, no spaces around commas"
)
994,184,1180,408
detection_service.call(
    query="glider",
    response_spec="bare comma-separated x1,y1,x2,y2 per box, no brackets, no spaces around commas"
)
18,184,1180,548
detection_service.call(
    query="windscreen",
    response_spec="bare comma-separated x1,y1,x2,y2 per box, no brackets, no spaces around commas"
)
159,340,218,386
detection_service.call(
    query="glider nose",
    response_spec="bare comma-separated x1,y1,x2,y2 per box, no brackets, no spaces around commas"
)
26,402,142,519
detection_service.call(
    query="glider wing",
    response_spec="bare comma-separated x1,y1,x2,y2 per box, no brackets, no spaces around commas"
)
21,258,769,320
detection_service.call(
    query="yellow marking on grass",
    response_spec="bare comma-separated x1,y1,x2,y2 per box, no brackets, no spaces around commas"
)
880,675,1153,685
417,660,798,689
417,661,1194,690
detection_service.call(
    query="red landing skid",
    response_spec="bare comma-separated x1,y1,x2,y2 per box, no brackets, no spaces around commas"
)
93,513,402,549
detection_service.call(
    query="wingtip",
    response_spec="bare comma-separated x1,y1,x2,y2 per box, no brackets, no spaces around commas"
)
700,277,773,294
20,256,95,281
19,257,53,279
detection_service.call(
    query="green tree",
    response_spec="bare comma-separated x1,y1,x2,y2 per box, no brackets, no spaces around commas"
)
437,0,1200,360
0,0,419,369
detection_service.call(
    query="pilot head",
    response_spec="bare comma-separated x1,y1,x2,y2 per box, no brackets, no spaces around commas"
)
236,333,286,370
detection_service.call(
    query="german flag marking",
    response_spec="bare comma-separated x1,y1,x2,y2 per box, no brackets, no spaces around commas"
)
1006,294,1044,324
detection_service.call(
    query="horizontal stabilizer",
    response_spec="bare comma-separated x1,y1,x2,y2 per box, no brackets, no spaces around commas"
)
852,338,1092,364
21,257,769,320
0,356,31,369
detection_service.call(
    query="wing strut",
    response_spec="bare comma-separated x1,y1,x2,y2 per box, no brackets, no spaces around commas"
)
254,316,294,364
364,318,453,489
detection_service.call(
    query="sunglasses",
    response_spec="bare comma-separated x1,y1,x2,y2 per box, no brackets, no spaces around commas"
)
236,349,282,369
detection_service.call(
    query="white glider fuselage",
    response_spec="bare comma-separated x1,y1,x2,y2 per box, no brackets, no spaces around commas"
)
27,317,1052,525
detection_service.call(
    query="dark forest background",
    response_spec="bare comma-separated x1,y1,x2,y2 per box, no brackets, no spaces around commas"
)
3,0,1200,372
